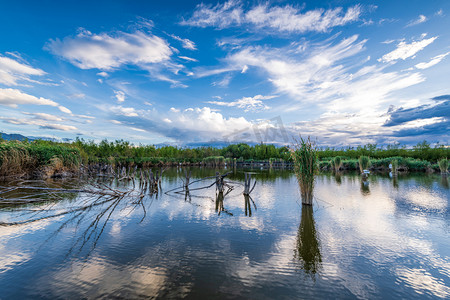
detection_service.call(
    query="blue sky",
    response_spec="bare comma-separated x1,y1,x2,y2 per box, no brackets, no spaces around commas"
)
0,0,449,146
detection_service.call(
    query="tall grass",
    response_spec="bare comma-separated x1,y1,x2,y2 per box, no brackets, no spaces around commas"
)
438,158,448,174
358,156,370,173
391,159,398,175
332,156,342,171
0,141,81,178
291,137,318,205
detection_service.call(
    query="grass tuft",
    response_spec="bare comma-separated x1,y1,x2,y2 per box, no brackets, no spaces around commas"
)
332,156,342,171
358,156,371,173
438,158,448,174
291,137,318,205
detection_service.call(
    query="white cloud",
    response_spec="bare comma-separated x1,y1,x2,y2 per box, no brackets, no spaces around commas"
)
198,34,425,120
379,36,437,63
47,30,172,70
0,55,46,86
415,52,450,69
245,3,361,33
108,106,262,143
406,14,427,27
114,90,125,103
0,117,77,131
110,105,139,117
0,88,57,108
182,0,361,33
22,112,64,121
169,35,197,50
58,106,72,114
67,93,86,99
212,74,232,87
96,71,109,77
178,56,198,62
207,95,276,112
226,35,367,99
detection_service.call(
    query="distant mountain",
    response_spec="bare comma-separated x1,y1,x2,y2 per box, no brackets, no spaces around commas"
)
0,132,63,142
0,132,30,141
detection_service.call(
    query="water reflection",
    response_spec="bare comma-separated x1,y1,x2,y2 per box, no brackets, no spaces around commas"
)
1,170,449,299
334,172,342,185
440,175,449,189
215,191,233,216
360,178,370,195
294,205,321,277
393,176,399,189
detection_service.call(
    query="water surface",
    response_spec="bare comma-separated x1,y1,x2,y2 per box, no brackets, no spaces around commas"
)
0,169,449,299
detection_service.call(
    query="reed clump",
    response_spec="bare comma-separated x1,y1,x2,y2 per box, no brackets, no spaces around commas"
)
391,159,398,176
332,156,342,171
438,158,448,174
358,156,371,173
291,137,318,205
0,141,81,178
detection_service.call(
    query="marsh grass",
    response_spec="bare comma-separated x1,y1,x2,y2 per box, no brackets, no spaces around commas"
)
438,158,448,174
391,159,398,175
358,156,371,173
0,141,81,178
332,156,342,171
291,137,318,205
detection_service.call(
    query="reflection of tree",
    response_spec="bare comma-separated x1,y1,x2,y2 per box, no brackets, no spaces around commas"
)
393,176,399,189
294,205,321,277
244,194,257,217
440,175,449,189
334,172,342,185
215,191,233,216
360,178,370,196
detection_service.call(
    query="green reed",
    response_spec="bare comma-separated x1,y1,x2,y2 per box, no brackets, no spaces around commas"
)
291,137,318,205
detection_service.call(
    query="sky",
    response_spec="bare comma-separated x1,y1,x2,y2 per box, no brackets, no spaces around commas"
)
0,0,449,146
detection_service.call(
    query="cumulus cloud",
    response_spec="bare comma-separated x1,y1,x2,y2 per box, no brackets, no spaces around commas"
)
0,54,46,86
379,36,437,63
96,71,108,77
114,90,125,103
47,29,173,70
207,95,276,112
182,0,361,33
415,52,450,69
406,14,427,27
110,105,139,117
110,106,257,142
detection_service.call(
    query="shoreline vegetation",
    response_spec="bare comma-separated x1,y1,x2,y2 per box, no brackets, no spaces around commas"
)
0,138,448,179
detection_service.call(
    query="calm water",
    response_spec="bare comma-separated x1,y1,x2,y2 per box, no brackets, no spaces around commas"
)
0,169,449,299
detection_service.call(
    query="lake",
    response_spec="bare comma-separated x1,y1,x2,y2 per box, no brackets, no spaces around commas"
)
0,168,449,299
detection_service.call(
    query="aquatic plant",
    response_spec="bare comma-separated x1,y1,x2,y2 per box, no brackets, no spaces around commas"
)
291,137,318,205
332,156,342,171
438,158,448,174
0,141,81,178
358,156,371,173
391,159,398,175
